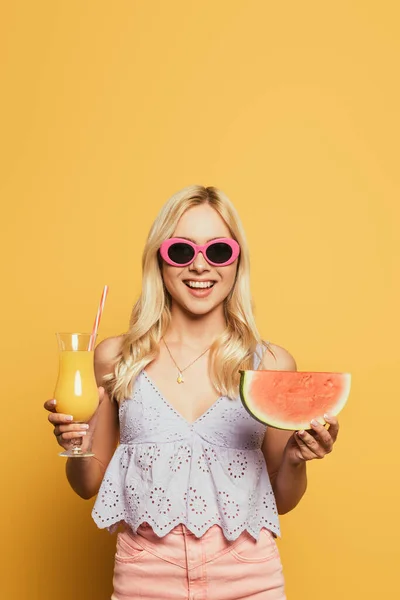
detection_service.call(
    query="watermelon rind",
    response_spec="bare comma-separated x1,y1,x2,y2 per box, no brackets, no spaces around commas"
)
239,370,351,430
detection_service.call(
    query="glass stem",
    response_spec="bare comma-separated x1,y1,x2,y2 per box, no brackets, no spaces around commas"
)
71,435,83,454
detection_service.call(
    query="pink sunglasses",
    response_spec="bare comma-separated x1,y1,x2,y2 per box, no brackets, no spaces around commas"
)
159,237,240,267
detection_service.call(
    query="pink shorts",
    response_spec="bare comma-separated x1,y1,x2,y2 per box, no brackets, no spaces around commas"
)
111,522,286,600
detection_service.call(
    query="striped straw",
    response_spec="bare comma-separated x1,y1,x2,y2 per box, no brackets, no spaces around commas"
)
89,285,108,351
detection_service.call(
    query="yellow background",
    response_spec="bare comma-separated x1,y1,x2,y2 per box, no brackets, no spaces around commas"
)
1,1,399,598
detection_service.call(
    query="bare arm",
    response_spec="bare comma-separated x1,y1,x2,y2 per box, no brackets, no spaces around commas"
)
65,336,122,499
261,343,308,514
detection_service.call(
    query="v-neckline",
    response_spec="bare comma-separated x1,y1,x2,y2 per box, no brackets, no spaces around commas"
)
141,370,224,426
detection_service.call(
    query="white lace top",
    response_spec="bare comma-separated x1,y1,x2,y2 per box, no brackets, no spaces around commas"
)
92,345,280,541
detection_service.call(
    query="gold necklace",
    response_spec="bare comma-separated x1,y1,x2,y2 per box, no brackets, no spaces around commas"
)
162,337,211,384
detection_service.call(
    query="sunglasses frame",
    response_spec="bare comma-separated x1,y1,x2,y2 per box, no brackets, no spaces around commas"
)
159,237,240,267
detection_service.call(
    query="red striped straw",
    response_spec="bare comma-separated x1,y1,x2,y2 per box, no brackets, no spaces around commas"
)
89,285,108,351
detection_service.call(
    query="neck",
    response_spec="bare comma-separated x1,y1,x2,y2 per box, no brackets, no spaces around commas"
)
165,303,227,349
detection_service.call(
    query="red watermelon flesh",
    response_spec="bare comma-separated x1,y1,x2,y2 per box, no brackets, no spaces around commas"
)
239,370,351,430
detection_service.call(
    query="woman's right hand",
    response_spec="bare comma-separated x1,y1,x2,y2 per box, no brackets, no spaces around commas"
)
44,387,105,453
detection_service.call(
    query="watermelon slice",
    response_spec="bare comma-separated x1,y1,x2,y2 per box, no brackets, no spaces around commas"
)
239,370,351,430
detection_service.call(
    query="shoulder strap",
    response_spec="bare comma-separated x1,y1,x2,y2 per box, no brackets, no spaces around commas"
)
253,340,270,370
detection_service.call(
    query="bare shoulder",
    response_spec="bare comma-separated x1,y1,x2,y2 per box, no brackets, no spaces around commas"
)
94,335,125,368
261,342,297,371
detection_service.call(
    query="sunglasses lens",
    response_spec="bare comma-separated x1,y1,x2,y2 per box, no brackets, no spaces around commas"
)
206,242,233,264
168,243,195,264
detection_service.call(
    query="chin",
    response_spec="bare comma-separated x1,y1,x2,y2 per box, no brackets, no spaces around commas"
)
180,297,227,318
188,305,219,317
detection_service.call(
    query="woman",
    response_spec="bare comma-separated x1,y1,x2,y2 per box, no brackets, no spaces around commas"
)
45,185,339,600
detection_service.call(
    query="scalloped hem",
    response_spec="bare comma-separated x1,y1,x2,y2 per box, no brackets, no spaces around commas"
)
92,513,281,542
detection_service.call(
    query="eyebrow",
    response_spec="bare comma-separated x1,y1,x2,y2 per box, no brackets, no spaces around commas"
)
176,236,224,243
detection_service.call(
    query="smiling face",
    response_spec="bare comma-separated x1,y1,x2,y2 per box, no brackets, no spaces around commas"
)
160,204,239,317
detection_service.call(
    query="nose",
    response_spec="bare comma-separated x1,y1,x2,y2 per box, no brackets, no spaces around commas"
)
189,251,209,272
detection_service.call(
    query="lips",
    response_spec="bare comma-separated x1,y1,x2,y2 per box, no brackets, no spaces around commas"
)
183,280,216,289
182,280,217,298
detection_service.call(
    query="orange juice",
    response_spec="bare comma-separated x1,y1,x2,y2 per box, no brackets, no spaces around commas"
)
54,350,99,422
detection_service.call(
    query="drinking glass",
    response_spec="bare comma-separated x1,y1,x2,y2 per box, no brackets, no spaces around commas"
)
54,332,99,457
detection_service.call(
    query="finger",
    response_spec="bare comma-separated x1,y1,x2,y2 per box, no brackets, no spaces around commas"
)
56,430,87,442
44,399,58,413
324,415,339,442
310,420,334,453
296,430,326,458
48,412,74,425
294,433,320,461
53,423,89,437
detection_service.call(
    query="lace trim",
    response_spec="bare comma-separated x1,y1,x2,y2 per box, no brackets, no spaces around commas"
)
98,514,280,542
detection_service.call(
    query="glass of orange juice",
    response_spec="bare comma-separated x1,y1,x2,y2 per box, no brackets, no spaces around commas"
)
54,332,99,458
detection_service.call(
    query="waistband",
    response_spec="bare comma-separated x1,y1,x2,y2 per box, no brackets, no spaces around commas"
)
122,520,274,540
119,521,263,569
137,522,200,536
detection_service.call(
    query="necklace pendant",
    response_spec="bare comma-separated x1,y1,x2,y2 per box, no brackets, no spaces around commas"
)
177,372,184,384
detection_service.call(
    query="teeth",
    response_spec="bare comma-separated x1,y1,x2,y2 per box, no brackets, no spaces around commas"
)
186,281,214,289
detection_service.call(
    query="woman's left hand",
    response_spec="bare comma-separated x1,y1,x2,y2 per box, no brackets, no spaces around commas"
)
284,416,340,466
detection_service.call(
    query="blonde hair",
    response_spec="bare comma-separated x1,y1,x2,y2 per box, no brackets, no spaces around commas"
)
104,185,271,402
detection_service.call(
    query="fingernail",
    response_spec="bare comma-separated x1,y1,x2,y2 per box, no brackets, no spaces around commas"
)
324,413,331,421
80,424,89,430
79,431,87,435
66,415,74,421
50,399,56,405
311,419,320,427
298,430,306,436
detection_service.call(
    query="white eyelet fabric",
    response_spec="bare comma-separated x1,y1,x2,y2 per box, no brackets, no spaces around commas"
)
92,344,280,541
